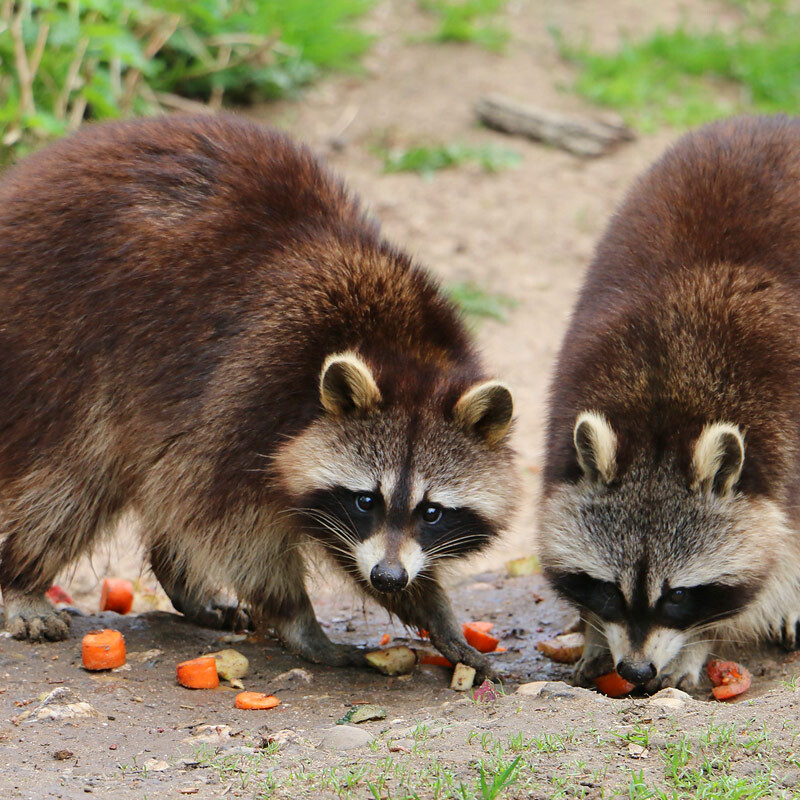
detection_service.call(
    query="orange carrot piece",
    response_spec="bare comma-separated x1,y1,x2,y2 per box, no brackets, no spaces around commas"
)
176,656,219,689
420,654,453,667
492,646,507,653
462,622,500,653
416,628,429,639
594,671,635,698
235,692,280,710
46,585,73,605
468,621,495,633
707,660,752,700
82,629,126,670
100,578,134,615
379,633,391,646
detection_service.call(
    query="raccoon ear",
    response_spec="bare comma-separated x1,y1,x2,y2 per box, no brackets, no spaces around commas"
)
573,411,617,484
320,352,382,415
454,381,513,445
691,422,744,496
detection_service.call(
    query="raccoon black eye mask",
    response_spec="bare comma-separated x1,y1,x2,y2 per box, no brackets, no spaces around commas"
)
551,571,757,631
300,486,495,583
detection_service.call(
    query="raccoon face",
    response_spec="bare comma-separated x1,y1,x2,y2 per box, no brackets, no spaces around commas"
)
274,352,518,594
540,412,771,685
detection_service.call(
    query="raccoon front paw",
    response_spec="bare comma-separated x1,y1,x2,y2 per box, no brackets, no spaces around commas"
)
654,647,707,693
305,641,368,668
188,600,252,632
432,638,498,682
5,593,71,642
574,651,614,688
774,613,800,651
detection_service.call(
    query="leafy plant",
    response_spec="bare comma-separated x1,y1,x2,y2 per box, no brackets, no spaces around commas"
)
0,0,374,163
419,0,509,51
554,0,800,130
379,142,520,177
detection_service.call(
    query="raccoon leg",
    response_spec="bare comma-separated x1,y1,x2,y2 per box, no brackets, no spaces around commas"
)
573,621,613,687
382,578,496,681
776,613,800,650
148,542,252,632
271,592,368,667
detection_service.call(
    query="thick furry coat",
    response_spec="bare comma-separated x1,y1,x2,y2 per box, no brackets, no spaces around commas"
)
0,115,517,675
539,115,800,689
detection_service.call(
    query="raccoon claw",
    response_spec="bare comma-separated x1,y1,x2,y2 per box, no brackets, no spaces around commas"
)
432,638,497,682
574,652,614,688
5,595,72,642
188,601,252,632
777,616,800,651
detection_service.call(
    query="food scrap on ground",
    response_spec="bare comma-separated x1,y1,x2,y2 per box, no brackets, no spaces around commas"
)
707,659,752,700
176,657,219,689
462,621,500,653
100,578,134,615
81,629,126,671
594,671,635,698
234,692,280,710
505,555,541,577
336,704,386,724
379,633,391,646
365,646,417,676
536,632,585,664
46,585,73,606
472,679,502,702
206,649,248,683
450,663,476,691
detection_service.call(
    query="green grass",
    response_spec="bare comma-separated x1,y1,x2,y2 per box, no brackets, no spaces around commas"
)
379,142,520,177
447,282,519,323
554,0,800,130
418,0,509,51
0,0,374,163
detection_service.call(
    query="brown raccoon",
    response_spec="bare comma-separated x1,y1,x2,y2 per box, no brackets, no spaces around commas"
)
0,114,518,677
539,115,800,691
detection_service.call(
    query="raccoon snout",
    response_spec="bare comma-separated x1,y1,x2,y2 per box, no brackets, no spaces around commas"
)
370,562,409,593
616,659,657,686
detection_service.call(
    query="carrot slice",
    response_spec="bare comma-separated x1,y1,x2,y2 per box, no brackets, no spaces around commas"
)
420,654,453,667
100,578,134,615
176,656,219,689
46,585,73,605
235,692,280,710
379,633,391,646
82,629,126,670
468,621,495,633
594,671,635,698
707,659,752,700
462,622,500,653
416,628,429,639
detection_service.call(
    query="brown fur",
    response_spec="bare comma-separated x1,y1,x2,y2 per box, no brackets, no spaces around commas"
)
0,114,517,676
540,115,800,689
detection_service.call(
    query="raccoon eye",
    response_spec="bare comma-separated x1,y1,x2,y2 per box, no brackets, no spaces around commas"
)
421,504,443,525
665,588,688,605
355,493,376,513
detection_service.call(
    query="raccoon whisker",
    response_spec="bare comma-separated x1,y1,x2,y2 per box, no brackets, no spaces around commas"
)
423,531,489,558
288,507,360,546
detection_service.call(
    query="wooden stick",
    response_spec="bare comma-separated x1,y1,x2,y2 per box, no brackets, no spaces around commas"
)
475,93,635,157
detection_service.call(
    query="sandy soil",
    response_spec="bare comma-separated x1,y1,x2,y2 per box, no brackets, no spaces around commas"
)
3,1,800,798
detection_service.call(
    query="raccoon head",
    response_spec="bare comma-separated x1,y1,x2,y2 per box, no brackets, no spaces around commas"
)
540,411,773,687
274,351,518,594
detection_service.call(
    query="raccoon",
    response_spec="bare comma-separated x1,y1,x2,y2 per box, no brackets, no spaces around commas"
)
539,115,800,691
0,114,518,678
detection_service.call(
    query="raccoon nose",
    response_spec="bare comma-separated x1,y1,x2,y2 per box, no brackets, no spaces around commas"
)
616,659,657,686
370,562,409,593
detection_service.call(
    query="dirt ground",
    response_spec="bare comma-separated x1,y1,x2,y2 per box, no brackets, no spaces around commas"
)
3,1,800,798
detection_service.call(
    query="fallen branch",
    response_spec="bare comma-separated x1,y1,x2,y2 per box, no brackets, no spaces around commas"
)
475,93,634,157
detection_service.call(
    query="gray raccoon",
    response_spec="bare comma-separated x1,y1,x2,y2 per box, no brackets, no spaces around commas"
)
0,114,518,678
539,115,800,691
